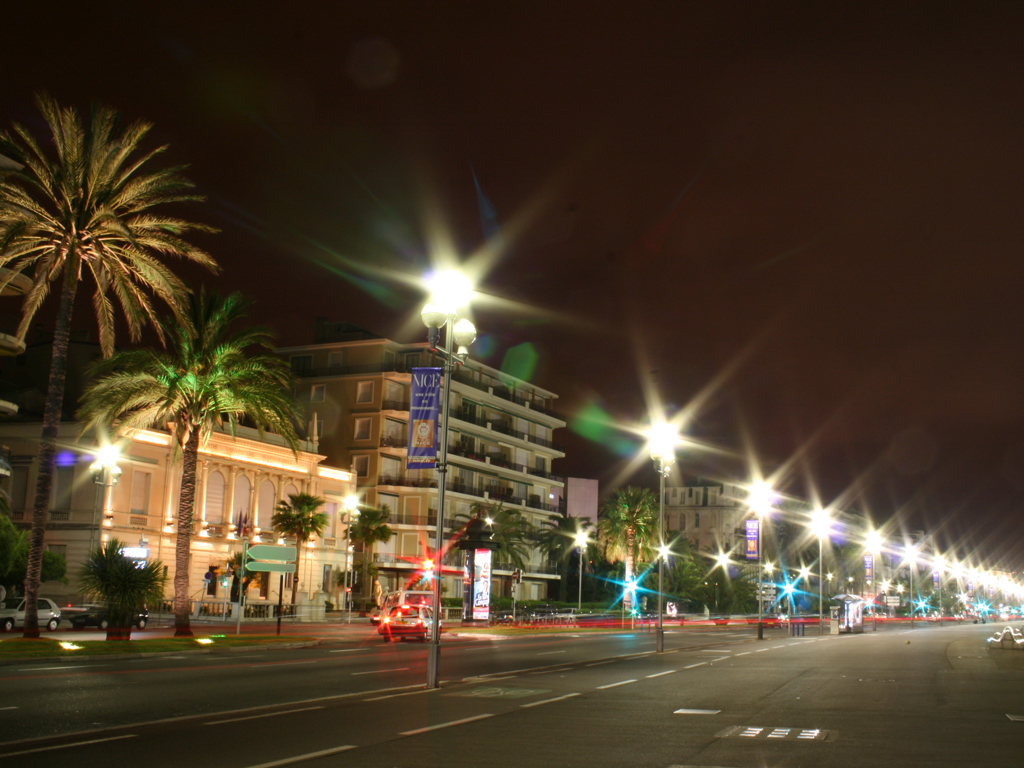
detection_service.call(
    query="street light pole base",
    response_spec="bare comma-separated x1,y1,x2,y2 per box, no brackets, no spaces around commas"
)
655,627,664,653
427,641,441,688
757,621,763,640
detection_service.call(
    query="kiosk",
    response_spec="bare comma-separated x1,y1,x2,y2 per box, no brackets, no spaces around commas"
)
831,594,865,634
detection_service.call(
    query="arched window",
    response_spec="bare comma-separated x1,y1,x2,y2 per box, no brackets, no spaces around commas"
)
205,471,225,524
257,480,276,529
284,483,298,501
233,475,251,526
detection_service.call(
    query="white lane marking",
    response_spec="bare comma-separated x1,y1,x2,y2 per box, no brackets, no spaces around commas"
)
249,661,317,668
527,668,570,675
537,650,567,656
0,734,136,757
520,693,581,708
328,648,368,653
596,679,637,690
206,706,324,725
735,652,751,656
700,649,731,653
585,660,614,667
352,667,410,676
0,706,18,711
755,648,769,652
685,662,708,669
674,708,721,715
18,665,109,672
646,670,677,678
241,745,356,768
1007,714,1024,721
364,688,441,702
400,713,494,736
708,657,729,662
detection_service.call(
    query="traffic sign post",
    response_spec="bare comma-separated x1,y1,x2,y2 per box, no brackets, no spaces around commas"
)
245,544,297,635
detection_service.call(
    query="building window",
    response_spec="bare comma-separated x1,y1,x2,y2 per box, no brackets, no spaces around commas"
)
354,417,371,440
205,471,225,524
50,465,74,511
290,355,312,375
353,455,369,477
356,381,374,403
694,513,700,528
310,384,325,402
328,351,343,368
130,470,152,515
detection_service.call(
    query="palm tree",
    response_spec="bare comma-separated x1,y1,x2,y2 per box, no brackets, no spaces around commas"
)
78,538,165,641
537,513,594,602
271,493,328,605
348,504,394,598
227,551,255,604
0,95,216,637
77,290,298,636
599,486,658,610
455,502,535,582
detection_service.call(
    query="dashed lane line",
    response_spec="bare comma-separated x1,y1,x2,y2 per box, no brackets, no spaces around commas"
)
685,662,708,669
646,670,677,678
241,745,356,768
206,706,324,725
520,693,581,708
596,679,638,690
399,714,494,736
352,668,410,676
364,688,441,702
0,734,137,758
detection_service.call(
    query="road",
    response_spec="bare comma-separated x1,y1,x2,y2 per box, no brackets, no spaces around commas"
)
0,620,1020,767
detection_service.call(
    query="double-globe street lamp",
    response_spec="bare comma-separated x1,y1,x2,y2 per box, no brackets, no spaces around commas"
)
647,423,677,653
90,445,122,554
420,272,477,689
810,508,830,635
341,495,360,624
575,529,588,612
748,481,773,640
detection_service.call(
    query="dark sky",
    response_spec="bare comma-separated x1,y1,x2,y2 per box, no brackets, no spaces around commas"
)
5,3,1024,569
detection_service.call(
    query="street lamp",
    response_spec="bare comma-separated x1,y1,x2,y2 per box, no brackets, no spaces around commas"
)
341,495,360,624
810,508,830,636
90,445,122,552
421,270,476,689
904,545,917,628
934,554,946,626
575,529,588,612
866,530,883,630
748,481,773,640
647,422,677,653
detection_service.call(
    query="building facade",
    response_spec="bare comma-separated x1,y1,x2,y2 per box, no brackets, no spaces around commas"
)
0,422,356,612
664,480,750,556
280,320,567,602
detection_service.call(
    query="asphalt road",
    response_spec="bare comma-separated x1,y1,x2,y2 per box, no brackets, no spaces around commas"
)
1,621,1020,767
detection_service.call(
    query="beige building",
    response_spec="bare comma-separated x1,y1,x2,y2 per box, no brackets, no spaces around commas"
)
280,320,567,601
1,422,355,614
665,480,750,556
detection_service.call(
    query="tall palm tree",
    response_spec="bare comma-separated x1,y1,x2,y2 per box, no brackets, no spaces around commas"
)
537,513,594,602
271,493,328,605
599,486,658,610
78,538,165,641
0,95,216,636
348,504,394,598
77,290,298,636
455,502,535,574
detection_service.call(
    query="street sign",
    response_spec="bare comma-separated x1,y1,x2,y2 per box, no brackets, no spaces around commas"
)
885,596,900,606
244,561,296,574
247,544,296,560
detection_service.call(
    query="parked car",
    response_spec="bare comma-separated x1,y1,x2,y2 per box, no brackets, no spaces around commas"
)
69,604,149,630
0,597,62,631
378,604,439,642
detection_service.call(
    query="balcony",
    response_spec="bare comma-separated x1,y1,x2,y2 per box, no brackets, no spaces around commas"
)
390,509,439,527
377,475,436,489
380,434,408,449
381,399,410,412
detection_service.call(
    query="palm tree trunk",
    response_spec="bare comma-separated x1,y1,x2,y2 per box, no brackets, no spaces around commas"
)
173,427,201,637
291,544,302,605
22,264,78,638
624,526,635,612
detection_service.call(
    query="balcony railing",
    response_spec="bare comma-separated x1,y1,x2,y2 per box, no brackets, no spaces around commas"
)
377,475,437,489
381,399,410,412
380,434,408,449
390,510,438,527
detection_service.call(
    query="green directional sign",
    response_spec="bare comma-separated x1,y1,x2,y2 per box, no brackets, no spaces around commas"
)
245,561,296,574
246,544,296,561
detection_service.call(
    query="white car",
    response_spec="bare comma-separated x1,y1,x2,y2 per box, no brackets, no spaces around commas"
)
0,597,62,631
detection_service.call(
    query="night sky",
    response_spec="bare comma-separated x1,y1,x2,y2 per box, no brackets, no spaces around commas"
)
5,4,1024,568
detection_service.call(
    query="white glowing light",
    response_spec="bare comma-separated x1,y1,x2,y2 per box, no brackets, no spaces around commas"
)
426,269,473,314
810,508,830,539
195,638,214,645
59,642,82,651
646,422,678,463
748,482,774,516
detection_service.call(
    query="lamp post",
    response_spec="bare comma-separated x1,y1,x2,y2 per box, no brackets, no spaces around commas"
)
89,446,122,554
866,531,882,631
934,554,945,627
905,545,917,628
811,508,830,636
748,482,773,640
575,529,588,612
420,271,476,689
647,422,676,654
342,495,359,624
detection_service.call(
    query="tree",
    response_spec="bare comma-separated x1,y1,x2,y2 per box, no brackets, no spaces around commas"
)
536,513,594,602
599,486,658,610
77,538,165,640
0,511,67,597
456,502,534,572
271,493,328,605
348,504,394,597
77,290,298,636
0,95,217,636
227,551,255,603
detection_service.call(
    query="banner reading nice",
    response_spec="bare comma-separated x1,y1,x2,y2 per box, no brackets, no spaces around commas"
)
407,367,443,469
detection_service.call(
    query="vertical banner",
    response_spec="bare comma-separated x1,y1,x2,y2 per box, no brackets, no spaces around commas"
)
864,555,874,585
967,580,974,598
473,549,492,620
933,571,940,590
407,367,442,468
745,519,759,560
988,584,995,599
